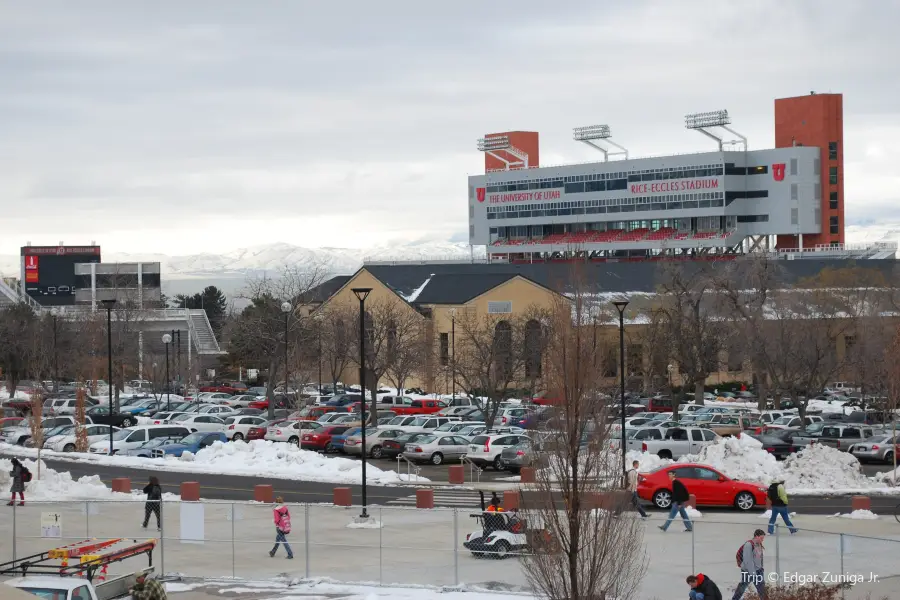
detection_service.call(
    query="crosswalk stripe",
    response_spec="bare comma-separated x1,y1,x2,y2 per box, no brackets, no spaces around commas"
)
387,490,481,507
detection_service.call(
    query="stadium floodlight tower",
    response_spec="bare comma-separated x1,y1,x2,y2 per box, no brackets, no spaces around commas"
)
572,124,629,161
476,135,529,170
685,109,747,151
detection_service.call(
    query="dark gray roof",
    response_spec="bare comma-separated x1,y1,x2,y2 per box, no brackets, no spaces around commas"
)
362,259,900,299
302,275,352,303
411,273,520,304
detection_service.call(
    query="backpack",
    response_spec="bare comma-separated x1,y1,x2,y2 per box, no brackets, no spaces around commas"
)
21,467,32,483
277,508,292,534
735,540,751,567
767,483,780,504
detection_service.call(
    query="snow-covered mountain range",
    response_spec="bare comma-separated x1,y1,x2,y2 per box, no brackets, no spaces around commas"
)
0,240,484,296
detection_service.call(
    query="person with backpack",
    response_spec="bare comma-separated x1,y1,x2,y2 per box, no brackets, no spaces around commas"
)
269,496,294,559
626,460,647,519
733,529,766,600
766,480,797,535
659,470,693,532
141,476,163,530
7,458,29,506
686,573,723,600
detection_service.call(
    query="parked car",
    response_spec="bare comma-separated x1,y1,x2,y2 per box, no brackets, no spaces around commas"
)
394,416,454,434
330,427,364,452
848,434,900,463
120,399,164,416
0,416,84,446
83,405,139,428
300,425,351,452
495,407,531,428
391,399,447,416
224,415,269,441
402,433,470,465
499,439,543,473
43,424,119,452
170,414,228,433
225,394,263,408
0,417,25,432
433,420,485,435
766,415,824,430
342,428,406,458
637,464,768,511
380,432,431,459
195,405,237,418
151,431,227,457
465,432,531,470
744,432,797,460
816,424,878,451
376,396,414,410
265,420,322,444
119,435,186,457
297,405,340,421
146,411,188,424
89,424,192,454
199,381,247,394
639,427,720,460
325,393,363,407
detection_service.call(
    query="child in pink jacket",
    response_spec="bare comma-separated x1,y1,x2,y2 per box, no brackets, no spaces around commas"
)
269,496,294,559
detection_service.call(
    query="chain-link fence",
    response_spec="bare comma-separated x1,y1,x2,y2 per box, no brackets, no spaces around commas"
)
3,501,900,598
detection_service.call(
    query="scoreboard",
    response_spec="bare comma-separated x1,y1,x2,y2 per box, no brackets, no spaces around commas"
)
21,245,101,306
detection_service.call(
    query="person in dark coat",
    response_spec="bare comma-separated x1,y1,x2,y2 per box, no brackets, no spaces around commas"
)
141,476,162,529
7,458,26,506
659,470,693,532
686,573,723,600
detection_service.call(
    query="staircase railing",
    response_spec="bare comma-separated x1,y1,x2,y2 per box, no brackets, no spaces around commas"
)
396,454,422,482
461,455,483,484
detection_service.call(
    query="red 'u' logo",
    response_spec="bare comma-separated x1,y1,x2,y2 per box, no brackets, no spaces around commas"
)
476,188,486,202
772,163,786,181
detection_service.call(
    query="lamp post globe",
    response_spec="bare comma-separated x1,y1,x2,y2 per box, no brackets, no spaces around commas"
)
281,301,292,313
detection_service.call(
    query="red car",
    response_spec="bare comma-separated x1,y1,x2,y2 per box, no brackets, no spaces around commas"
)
637,464,768,511
391,399,447,416
199,381,248,394
300,425,351,453
246,426,267,441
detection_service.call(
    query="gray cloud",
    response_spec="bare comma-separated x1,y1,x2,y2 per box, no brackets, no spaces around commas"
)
1,0,897,253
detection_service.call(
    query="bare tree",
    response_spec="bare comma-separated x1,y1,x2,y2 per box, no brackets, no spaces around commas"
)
885,326,900,476
0,303,42,396
347,298,426,422
317,304,354,391
74,387,89,452
520,287,647,600
656,263,729,406
452,306,549,427
228,265,328,419
383,312,427,396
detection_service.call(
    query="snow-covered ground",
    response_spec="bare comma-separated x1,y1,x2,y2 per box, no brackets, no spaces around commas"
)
163,578,532,600
0,439,427,486
0,456,179,501
627,435,900,495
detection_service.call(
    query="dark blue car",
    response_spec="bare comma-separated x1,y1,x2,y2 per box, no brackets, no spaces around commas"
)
151,431,227,458
330,426,362,453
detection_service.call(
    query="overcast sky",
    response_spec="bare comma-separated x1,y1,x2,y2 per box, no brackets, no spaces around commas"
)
2,0,898,255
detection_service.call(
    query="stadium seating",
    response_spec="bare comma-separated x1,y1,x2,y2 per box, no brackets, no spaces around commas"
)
615,228,650,242
692,231,719,240
646,227,676,241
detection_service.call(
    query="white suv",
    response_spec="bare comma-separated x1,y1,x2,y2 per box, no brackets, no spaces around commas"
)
394,416,454,434
465,432,530,470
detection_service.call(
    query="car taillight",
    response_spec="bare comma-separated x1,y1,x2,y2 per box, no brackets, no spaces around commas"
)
642,443,647,452
484,440,490,452
311,435,319,440
836,441,841,449
765,447,775,453
789,446,795,452
502,417,508,424
228,425,235,430
872,445,880,450
414,446,423,452
276,430,282,435
516,450,525,456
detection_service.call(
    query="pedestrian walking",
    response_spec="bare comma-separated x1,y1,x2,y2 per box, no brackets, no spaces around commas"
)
269,496,294,559
766,481,797,535
686,573,723,600
732,529,767,600
626,460,647,519
7,458,29,506
141,476,162,530
659,470,693,532
130,571,167,600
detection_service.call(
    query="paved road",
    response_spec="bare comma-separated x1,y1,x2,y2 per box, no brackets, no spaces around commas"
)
7,452,897,516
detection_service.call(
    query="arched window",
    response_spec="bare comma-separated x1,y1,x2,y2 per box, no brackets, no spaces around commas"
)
524,319,542,379
493,320,513,380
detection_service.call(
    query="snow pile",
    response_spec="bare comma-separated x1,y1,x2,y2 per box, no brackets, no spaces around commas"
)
782,444,869,491
830,510,879,520
181,440,424,485
681,435,783,482
0,457,176,501
627,450,671,472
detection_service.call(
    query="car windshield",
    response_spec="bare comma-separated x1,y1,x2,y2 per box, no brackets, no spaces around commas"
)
142,438,171,448
410,417,429,426
46,425,74,437
224,418,236,425
471,435,490,445
416,434,437,444
388,417,407,425
172,414,191,422
434,423,456,432
112,429,133,440
773,416,793,425
179,432,207,445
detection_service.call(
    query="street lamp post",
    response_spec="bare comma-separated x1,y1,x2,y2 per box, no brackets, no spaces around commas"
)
448,308,456,399
281,302,292,408
316,319,323,397
163,334,172,411
612,300,629,480
101,299,116,454
352,287,372,519
50,308,59,394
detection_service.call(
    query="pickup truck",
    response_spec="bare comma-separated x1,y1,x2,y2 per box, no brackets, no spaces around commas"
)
815,424,878,452
391,399,447,416
5,569,153,600
640,427,720,459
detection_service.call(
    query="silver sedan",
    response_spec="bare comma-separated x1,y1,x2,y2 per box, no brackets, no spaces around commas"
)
401,434,470,465
848,434,899,463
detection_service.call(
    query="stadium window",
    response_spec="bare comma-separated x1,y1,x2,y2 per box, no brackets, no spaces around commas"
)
830,191,839,210
830,216,839,234
829,142,838,160
565,182,584,194
791,184,798,200
790,159,798,176
791,208,798,225
829,166,838,185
